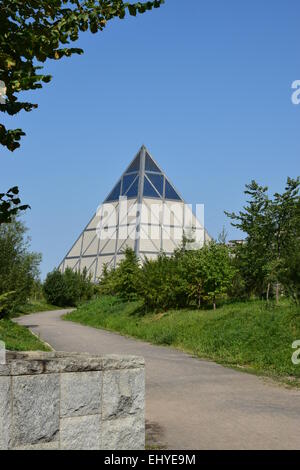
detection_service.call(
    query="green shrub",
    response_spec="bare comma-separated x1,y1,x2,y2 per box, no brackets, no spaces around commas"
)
138,254,186,311
43,267,94,307
98,248,141,301
0,219,41,317
98,243,236,311
0,291,16,319
138,243,235,311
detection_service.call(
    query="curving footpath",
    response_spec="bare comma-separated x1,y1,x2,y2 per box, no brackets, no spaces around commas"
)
15,309,300,450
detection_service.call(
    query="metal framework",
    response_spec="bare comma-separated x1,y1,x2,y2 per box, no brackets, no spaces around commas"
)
59,145,211,282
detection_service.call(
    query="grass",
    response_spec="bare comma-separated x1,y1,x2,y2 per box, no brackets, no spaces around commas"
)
64,296,300,384
0,318,51,351
12,299,60,317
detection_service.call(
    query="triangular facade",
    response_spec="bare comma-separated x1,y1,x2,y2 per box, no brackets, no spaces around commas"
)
59,146,211,281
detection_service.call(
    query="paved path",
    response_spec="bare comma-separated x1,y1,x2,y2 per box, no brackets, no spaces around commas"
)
16,310,300,450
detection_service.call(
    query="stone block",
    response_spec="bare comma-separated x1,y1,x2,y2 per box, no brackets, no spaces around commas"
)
0,376,11,450
60,415,101,450
12,374,59,447
101,414,144,450
101,355,145,370
14,441,59,450
60,371,102,417
102,368,145,420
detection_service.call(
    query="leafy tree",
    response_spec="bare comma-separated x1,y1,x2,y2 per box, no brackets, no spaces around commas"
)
43,267,94,307
226,177,300,302
138,253,177,311
99,247,141,301
79,266,95,301
0,291,16,318
200,242,235,309
176,249,207,309
269,178,300,302
225,180,272,298
43,269,68,306
97,262,117,296
138,242,235,311
0,186,30,225
277,193,300,304
0,219,41,317
280,244,300,305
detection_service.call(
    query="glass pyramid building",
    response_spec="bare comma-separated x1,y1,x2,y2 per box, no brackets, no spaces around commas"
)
59,146,211,281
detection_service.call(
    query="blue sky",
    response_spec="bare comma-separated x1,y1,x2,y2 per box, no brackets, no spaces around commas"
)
1,0,300,278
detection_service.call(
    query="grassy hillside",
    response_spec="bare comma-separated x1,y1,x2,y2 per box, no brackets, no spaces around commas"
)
13,300,60,317
0,319,51,351
64,296,300,383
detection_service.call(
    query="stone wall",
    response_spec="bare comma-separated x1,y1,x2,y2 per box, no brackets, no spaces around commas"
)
0,351,145,450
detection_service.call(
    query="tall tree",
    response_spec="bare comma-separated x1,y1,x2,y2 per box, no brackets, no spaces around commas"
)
269,178,300,302
225,178,300,302
225,180,272,298
0,218,41,317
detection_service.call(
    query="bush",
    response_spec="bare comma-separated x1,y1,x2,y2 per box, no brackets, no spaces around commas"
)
98,242,236,311
138,243,235,311
0,219,41,318
98,248,140,301
0,292,16,319
138,254,186,311
43,267,94,307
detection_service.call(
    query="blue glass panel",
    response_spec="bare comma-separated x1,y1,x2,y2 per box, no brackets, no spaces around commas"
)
146,173,164,196
122,174,137,195
143,176,160,198
126,154,140,172
165,180,181,200
105,180,121,202
125,176,139,198
145,153,161,173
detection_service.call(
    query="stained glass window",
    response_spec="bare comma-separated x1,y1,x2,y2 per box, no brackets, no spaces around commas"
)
126,154,140,173
122,174,137,195
146,173,164,196
126,176,139,198
145,153,161,173
143,176,160,198
165,180,181,200
105,180,121,202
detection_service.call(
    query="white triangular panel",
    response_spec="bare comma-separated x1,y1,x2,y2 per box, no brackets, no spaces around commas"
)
67,236,83,258
164,201,184,226
64,258,80,270
81,231,96,254
140,226,160,252
162,233,178,252
117,226,136,252
83,235,99,256
141,199,162,224
86,213,100,230
100,237,116,255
